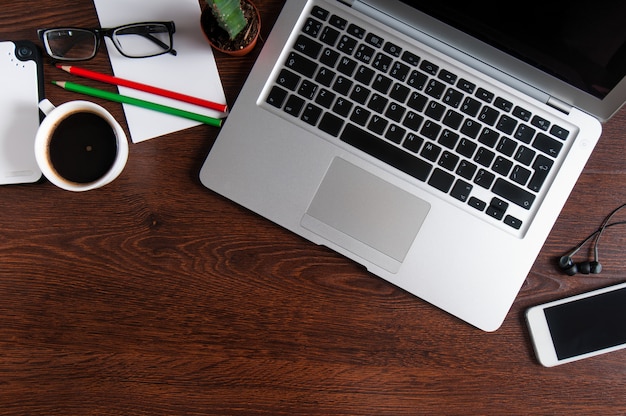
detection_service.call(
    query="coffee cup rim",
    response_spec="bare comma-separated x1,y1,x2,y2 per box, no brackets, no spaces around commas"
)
34,101,129,192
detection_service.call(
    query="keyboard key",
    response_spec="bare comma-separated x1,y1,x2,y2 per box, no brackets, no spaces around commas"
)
407,70,428,90
494,97,513,112
493,178,535,209
276,69,300,90
365,32,384,48
456,159,477,180
460,96,481,117
341,124,433,181
421,142,441,162
372,74,393,93
311,6,329,21
420,120,441,140
284,95,305,116
419,60,438,75
491,156,513,176
510,165,531,185
267,86,288,108
298,80,318,99
496,136,517,157
367,93,388,113
320,47,340,67
438,151,459,171
457,138,477,158
468,196,487,211
332,97,353,117
429,168,455,192
319,112,344,136
402,111,423,131
496,114,517,135
531,115,550,131
385,102,406,122
354,65,375,85
550,124,569,140
337,35,357,55
401,51,420,66
474,169,495,188
460,119,481,139
457,78,476,94
478,106,500,126
329,14,347,29
350,106,370,126
408,91,428,114
389,61,410,81
347,23,365,39
373,52,393,72
533,132,562,157
286,52,317,77
315,67,335,86
451,179,473,202
528,154,553,192
303,17,323,37
438,129,460,149
367,115,388,135
425,79,446,99
320,26,340,46
385,124,406,144
443,88,464,108
492,156,513,176
475,87,494,103
315,88,336,108
514,124,535,143
442,110,463,129
512,105,531,121
425,101,446,121
487,198,508,220
294,34,323,58
354,44,375,64
384,41,402,57
350,84,370,104
402,132,424,153
337,56,358,76
438,69,457,84
301,103,323,125
504,215,522,229
390,83,410,103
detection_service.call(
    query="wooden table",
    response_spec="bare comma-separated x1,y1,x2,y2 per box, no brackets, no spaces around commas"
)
1,1,625,414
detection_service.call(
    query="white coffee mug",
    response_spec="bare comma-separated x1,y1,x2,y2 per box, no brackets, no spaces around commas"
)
34,99,129,192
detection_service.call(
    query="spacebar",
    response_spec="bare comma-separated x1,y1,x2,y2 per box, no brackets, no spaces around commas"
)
340,124,432,181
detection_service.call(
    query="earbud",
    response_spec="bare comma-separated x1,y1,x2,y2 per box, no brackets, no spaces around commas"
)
557,203,625,276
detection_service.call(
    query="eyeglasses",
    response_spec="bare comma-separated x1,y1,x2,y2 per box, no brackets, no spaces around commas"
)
38,21,177,61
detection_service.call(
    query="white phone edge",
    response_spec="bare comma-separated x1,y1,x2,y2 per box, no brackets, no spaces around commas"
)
525,281,626,367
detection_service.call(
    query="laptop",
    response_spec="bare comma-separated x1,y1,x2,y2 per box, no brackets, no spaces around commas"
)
200,0,626,331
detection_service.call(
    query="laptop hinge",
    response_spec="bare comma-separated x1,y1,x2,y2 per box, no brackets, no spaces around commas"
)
337,0,355,6
546,96,572,115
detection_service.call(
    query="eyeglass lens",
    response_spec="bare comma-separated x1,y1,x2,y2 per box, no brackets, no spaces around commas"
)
112,23,173,58
44,29,98,61
41,22,173,61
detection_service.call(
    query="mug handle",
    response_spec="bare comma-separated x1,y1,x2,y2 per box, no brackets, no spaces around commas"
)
38,99,56,116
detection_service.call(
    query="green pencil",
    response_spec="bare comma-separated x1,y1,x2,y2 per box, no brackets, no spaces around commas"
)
52,80,223,128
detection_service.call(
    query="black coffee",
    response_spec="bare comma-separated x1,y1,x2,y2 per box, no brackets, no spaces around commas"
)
49,112,118,184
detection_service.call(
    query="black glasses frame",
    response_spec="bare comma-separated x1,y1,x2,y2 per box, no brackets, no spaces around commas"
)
37,21,177,61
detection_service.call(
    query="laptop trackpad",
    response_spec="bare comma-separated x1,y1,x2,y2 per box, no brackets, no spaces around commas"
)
301,158,430,273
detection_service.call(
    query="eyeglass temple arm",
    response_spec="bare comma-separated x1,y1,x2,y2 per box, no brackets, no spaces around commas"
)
140,32,177,56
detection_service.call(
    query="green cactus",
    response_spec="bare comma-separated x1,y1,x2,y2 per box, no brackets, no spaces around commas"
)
205,0,248,40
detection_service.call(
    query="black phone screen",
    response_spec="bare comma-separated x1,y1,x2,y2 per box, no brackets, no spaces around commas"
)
544,287,626,360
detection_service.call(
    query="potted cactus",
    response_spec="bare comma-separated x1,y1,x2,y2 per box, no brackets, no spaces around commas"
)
200,0,261,56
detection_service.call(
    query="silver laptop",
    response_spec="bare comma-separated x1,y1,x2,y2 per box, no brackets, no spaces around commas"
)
200,0,626,331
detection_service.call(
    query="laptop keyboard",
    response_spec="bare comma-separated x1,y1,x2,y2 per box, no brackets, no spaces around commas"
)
264,4,574,233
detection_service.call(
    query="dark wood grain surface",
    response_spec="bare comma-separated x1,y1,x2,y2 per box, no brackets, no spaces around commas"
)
1,1,625,414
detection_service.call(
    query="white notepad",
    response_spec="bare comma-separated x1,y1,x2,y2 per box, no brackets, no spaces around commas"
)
93,0,226,142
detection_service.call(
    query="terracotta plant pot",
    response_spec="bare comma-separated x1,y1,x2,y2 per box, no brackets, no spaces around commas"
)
200,0,261,57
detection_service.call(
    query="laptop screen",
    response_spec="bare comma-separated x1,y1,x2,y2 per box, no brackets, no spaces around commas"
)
399,1,626,101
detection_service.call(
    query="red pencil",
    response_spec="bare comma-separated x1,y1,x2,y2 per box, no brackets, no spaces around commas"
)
56,64,228,113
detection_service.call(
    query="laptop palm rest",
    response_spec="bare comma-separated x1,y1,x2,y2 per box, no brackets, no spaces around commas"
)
301,158,430,273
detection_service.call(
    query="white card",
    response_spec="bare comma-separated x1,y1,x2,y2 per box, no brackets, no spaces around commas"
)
93,0,226,142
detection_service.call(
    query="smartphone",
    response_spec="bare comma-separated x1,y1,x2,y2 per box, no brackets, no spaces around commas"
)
0,40,44,184
526,282,626,367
